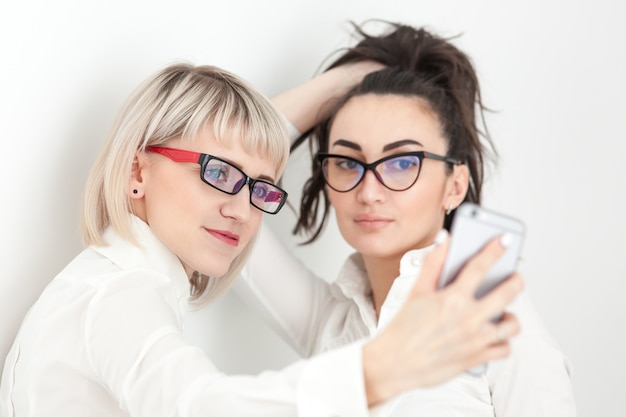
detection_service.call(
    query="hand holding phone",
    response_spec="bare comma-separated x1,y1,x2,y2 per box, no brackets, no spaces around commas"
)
438,202,525,300
438,203,525,375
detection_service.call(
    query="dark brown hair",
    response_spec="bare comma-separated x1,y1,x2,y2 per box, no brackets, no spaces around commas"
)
293,21,495,243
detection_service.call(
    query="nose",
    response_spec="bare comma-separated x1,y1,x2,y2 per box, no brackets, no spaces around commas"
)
220,185,253,222
355,169,386,204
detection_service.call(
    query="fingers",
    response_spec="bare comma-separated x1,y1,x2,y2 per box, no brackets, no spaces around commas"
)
470,312,521,365
377,230,524,396
345,60,387,83
496,323,509,344
450,235,508,295
439,234,523,323
497,312,520,343
484,312,520,346
474,272,523,323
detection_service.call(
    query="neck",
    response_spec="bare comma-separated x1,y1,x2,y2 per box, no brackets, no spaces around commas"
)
362,254,403,319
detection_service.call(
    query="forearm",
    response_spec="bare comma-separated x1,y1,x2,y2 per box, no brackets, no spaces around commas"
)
272,62,384,134
88,275,369,417
120,331,370,417
235,223,334,356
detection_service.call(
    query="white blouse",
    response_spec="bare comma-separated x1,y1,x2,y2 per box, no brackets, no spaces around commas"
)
0,216,369,417
235,223,578,417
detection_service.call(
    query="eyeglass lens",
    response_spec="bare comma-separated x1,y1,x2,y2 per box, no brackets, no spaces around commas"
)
321,154,422,192
203,159,286,213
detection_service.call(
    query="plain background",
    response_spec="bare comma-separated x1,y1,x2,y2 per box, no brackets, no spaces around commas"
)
1,0,624,415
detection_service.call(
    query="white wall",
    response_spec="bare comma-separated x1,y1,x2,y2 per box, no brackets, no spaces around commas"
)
1,1,624,414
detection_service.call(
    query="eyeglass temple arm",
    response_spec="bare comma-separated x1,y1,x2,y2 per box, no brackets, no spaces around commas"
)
145,146,203,163
423,152,465,165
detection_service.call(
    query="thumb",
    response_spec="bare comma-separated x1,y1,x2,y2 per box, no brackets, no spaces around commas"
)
411,230,449,296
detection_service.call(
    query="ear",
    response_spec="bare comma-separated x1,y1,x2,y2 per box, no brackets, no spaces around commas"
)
129,150,146,199
444,164,469,212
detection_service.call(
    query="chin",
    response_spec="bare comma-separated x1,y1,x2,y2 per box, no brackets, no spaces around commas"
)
359,237,421,257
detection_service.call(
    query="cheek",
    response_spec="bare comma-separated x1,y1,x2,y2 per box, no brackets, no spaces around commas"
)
240,211,264,243
143,167,205,220
249,210,264,231
146,177,188,208
327,189,351,217
401,183,448,223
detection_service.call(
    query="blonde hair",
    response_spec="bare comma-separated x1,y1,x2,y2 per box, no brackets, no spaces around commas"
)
81,63,289,304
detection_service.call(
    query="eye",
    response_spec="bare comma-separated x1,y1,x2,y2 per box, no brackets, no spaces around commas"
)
204,161,230,183
205,167,227,181
384,156,420,172
252,183,270,200
334,158,361,171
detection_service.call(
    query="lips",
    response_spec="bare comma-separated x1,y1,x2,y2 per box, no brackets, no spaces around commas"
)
205,228,240,247
353,213,392,229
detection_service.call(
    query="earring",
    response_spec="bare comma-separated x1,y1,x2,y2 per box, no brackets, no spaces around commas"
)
446,203,453,215
132,189,138,194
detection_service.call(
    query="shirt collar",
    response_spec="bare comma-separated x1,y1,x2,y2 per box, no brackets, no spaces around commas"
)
398,245,434,280
91,215,190,303
334,252,371,300
334,245,436,331
334,245,435,295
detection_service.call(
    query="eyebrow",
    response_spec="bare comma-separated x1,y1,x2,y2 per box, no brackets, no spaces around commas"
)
220,156,275,183
254,173,275,183
331,138,424,152
247,169,275,183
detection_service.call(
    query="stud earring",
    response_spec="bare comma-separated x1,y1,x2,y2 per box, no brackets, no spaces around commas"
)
132,189,138,194
446,203,453,215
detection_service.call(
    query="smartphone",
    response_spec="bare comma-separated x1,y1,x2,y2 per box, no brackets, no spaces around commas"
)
439,202,525,303
438,203,524,375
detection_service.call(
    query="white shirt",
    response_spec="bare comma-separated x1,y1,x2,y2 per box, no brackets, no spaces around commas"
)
235,224,578,416
0,216,369,417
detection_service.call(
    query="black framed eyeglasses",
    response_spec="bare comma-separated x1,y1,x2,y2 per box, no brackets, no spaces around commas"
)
317,151,464,193
146,146,288,214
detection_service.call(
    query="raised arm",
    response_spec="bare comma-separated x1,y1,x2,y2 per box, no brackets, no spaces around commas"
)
272,61,385,134
235,224,336,357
